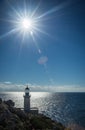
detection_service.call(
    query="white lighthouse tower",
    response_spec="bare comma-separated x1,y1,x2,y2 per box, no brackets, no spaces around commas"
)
24,85,30,112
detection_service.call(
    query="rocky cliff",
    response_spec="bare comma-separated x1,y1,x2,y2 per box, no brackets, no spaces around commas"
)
0,98,71,130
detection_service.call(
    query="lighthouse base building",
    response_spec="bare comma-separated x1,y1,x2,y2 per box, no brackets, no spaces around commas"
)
24,86,38,114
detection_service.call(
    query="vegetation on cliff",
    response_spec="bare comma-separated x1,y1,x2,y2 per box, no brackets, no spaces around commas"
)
0,98,71,130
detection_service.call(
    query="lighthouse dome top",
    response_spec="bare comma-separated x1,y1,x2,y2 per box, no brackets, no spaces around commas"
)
25,85,30,93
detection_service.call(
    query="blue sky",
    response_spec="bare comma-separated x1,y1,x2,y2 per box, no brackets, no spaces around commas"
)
0,0,85,92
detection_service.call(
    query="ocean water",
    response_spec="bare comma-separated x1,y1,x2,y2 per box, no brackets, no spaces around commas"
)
0,92,85,129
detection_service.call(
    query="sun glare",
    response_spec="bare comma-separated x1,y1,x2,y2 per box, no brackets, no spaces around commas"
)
6,1,51,40
1,0,66,40
22,18,33,30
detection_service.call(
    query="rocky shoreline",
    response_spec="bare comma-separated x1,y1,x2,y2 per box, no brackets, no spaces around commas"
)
0,98,71,130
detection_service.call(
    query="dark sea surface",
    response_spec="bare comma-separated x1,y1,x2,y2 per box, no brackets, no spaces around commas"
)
0,92,85,130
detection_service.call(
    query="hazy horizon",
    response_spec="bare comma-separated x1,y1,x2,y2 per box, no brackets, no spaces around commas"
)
0,81,85,92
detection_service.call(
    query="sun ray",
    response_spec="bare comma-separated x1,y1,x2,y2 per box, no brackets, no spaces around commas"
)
31,0,41,18
37,1,71,19
33,26,51,37
23,0,27,17
7,0,22,19
0,28,20,40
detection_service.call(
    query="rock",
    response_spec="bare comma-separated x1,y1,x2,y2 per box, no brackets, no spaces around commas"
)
0,103,9,113
0,109,12,125
0,98,2,104
4,100,15,107
14,108,26,119
0,126,4,130
9,106,15,113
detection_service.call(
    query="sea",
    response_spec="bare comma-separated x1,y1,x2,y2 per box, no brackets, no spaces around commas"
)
0,92,85,130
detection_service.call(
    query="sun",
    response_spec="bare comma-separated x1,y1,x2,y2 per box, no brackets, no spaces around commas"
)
22,18,33,30
15,16,35,36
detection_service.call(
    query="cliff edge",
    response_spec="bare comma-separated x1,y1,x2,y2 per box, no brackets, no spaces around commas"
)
0,98,71,130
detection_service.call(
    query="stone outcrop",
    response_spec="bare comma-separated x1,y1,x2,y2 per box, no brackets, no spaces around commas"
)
0,98,2,104
4,100,15,107
0,98,71,130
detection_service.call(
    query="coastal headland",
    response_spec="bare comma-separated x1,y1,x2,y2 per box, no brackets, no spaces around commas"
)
0,98,71,130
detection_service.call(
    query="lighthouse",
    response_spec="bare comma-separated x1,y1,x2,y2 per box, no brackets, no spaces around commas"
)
24,86,30,112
